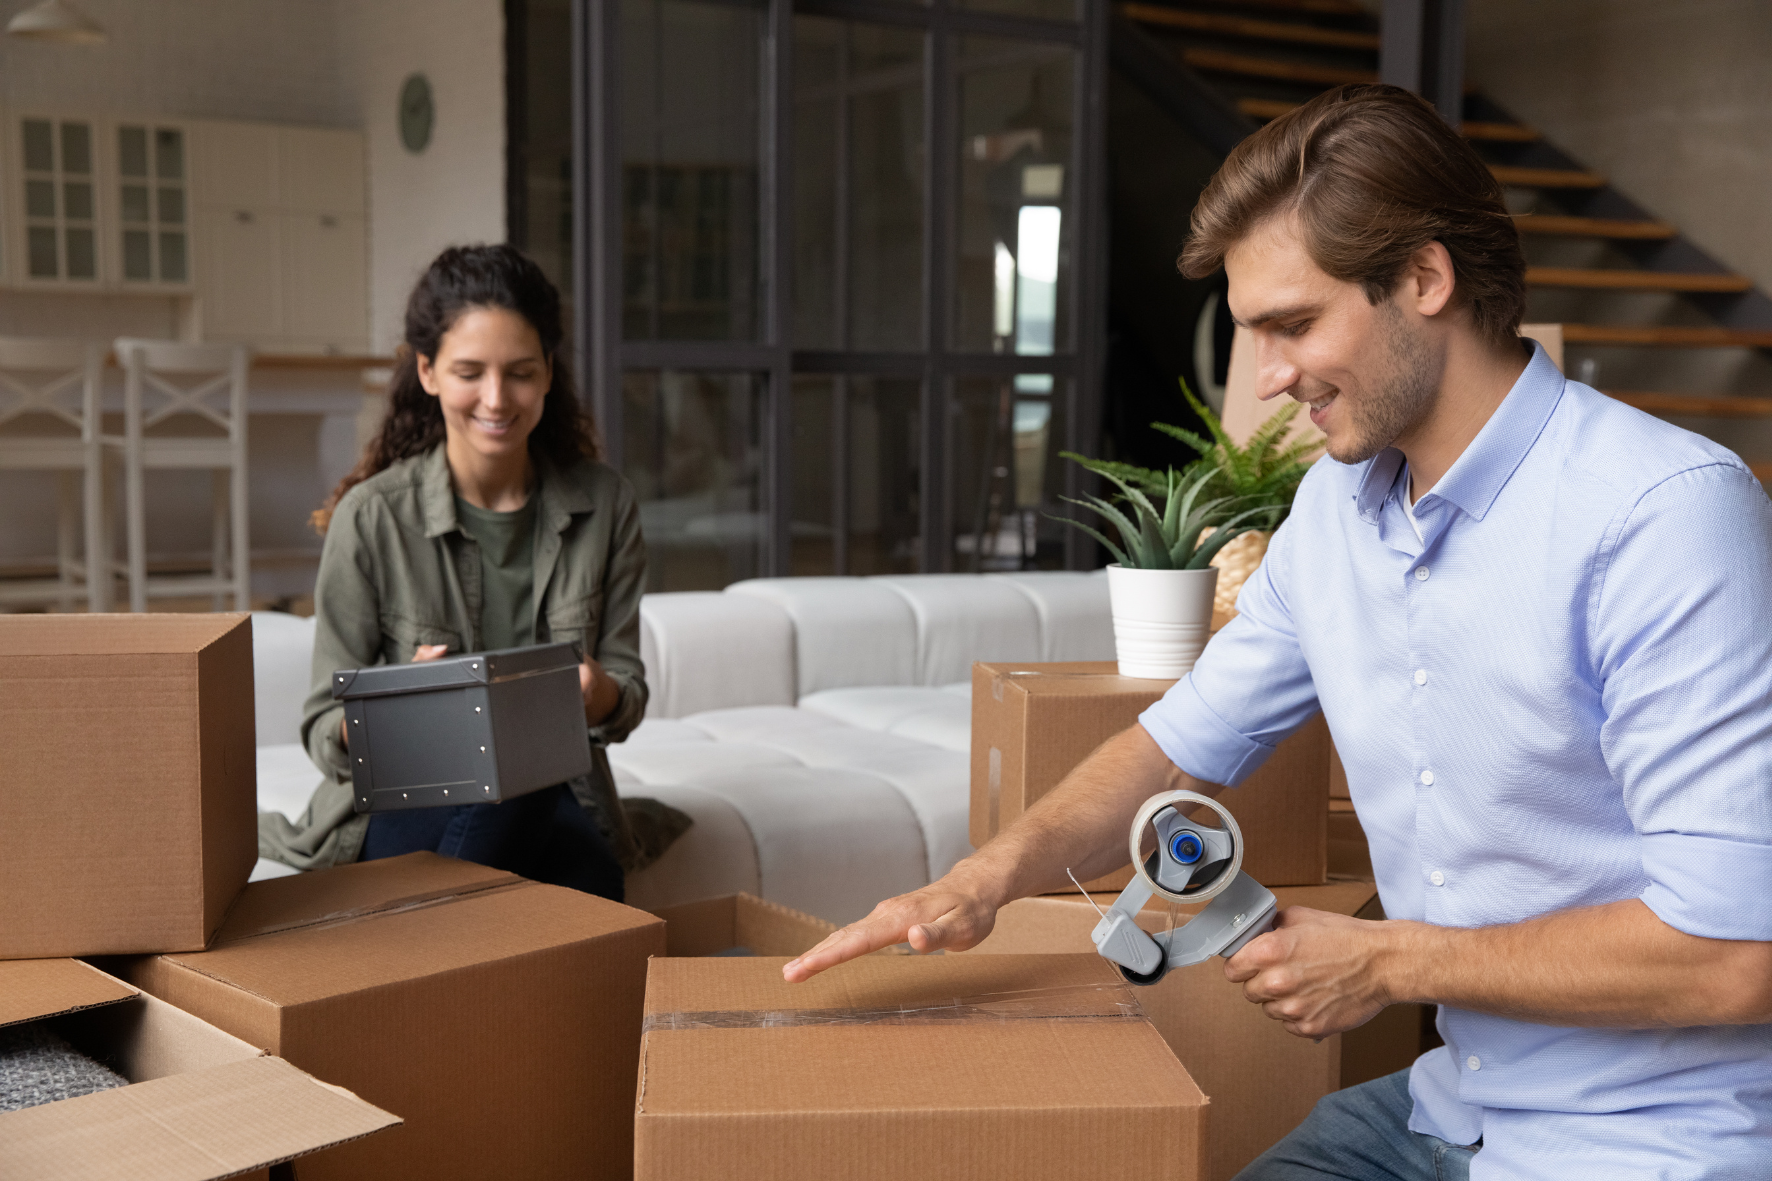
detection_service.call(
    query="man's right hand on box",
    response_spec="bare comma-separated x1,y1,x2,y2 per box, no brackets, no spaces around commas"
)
782,724,1209,983
782,875,1003,982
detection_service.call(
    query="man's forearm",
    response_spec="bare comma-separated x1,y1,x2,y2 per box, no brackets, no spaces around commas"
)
1381,898,1772,1027
949,724,1211,908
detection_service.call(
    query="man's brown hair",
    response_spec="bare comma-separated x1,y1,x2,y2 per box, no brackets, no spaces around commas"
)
1180,84,1526,349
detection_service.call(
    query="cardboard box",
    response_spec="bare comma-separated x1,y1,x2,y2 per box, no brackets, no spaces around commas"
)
636,952,1208,1181
971,661,1329,890
650,892,840,957
119,852,665,1181
0,957,397,1179
963,880,1382,1181
0,613,257,959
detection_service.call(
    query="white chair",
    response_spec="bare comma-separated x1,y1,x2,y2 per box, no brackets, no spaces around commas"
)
0,337,108,611
110,339,251,612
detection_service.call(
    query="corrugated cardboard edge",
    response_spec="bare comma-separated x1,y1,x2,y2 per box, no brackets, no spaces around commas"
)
0,958,139,1029
0,1056,400,1181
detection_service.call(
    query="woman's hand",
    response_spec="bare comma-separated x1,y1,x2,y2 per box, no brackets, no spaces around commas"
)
341,644,450,748
580,657,620,726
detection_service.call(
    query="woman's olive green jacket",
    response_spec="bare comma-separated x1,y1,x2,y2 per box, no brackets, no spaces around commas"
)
258,443,648,871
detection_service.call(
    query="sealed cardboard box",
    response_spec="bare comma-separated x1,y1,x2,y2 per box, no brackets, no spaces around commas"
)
120,852,665,1181
971,661,1328,890
0,958,397,1179
637,952,1207,1181
964,880,1382,1181
0,613,257,959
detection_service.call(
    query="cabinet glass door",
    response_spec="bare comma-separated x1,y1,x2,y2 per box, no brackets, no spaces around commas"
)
20,117,98,282
118,124,188,284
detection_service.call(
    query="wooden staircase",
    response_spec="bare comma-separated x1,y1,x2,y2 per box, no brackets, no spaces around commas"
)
1112,0,1772,484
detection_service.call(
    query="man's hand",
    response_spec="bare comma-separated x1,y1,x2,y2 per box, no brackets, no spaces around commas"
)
1224,906,1393,1039
783,877,1002,983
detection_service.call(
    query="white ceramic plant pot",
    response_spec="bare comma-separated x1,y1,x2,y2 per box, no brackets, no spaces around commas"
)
1106,564,1219,680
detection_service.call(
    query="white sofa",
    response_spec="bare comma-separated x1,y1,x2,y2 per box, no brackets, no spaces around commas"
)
249,571,1113,923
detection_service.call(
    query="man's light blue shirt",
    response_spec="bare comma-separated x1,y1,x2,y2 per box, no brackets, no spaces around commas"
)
1141,344,1772,1179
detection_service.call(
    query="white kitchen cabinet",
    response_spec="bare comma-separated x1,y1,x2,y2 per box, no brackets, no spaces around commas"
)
196,205,280,341
282,212,368,347
276,127,365,217
189,120,368,353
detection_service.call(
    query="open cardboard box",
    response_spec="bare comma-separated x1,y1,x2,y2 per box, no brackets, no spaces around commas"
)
0,613,257,959
648,892,915,959
119,852,664,1181
636,952,1208,1181
971,661,1329,892
0,958,396,1179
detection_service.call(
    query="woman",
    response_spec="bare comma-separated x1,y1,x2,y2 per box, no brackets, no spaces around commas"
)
258,244,645,899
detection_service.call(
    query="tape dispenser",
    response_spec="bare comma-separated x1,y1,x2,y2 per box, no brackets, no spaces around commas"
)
1088,790,1278,985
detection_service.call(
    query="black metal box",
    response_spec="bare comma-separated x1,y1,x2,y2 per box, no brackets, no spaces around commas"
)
333,642,593,813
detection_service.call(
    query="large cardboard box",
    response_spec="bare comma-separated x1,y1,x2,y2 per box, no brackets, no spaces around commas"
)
119,852,665,1181
636,953,1208,1181
971,661,1329,890
0,613,257,959
0,958,397,1179
651,893,840,957
649,893,917,959
963,880,1383,1181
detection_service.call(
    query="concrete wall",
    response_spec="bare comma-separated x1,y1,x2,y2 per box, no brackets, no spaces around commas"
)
334,0,506,353
1468,0,1772,293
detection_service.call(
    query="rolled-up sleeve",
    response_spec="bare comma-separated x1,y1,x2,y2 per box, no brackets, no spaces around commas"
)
588,476,649,745
1592,463,1772,941
1139,508,1323,787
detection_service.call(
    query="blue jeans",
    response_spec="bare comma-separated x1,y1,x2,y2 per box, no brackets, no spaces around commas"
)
360,783,624,902
1235,1069,1480,1181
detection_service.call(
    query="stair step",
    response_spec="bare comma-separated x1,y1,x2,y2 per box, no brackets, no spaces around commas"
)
1123,4,1381,50
1491,164,1607,188
1609,391,1772,418
1180,46,1377,87
1527,267,1753,294
1563,325,1772,348
1513,214,1676,240
1461,119,1540,142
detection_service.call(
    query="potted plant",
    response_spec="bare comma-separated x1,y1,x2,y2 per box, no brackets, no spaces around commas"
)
1057,380,1320,678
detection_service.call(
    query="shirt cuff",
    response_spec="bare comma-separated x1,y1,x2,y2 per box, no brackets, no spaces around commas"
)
1137,675,1275,787
1640,832,1772,941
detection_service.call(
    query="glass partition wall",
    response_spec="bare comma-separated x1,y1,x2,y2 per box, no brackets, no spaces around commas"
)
570,0,1103,589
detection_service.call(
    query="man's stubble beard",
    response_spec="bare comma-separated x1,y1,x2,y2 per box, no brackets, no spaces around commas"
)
1325,299,1442,466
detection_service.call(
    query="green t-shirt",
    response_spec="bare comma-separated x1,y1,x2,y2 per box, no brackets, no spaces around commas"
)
453,494,538,651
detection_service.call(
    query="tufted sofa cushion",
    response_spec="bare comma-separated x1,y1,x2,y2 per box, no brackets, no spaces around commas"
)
251,574,1116,921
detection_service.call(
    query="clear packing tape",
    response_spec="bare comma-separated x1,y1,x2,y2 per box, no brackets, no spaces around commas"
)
641,982,1147,1033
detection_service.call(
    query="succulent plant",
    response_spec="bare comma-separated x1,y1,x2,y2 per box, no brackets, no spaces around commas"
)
1053,378,1321,569
1052,457,1276,571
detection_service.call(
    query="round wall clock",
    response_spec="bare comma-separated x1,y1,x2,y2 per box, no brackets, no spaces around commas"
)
399,73,433,154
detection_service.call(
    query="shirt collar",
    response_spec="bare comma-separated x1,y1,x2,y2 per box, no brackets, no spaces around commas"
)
419,442,595,539
1353,340,1564,526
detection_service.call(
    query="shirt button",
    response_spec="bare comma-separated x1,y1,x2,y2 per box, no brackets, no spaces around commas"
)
1414,566,1430,581
1467,1055,1482,1071
1414,669,1428,685
1430,870,1446,886
1420,770,1435,786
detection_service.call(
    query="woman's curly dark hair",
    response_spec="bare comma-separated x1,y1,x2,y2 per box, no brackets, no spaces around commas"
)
312,244,598,532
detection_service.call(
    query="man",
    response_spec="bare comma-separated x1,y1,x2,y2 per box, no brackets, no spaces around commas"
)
783,85,1772,1179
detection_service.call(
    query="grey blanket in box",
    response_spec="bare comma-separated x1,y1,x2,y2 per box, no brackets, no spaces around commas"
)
0,1021,128,1112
